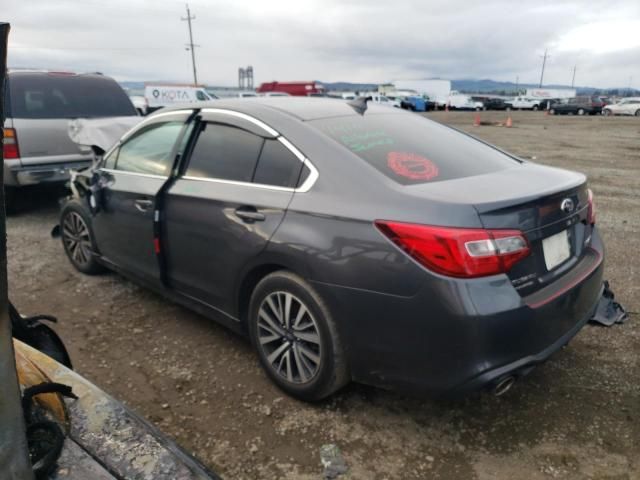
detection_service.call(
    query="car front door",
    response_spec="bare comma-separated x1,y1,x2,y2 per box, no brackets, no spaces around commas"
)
163,109,312,316
92,110,192,285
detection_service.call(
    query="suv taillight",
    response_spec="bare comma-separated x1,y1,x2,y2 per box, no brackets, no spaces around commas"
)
2,128,20,159
587,188,596,225
375,221,530,278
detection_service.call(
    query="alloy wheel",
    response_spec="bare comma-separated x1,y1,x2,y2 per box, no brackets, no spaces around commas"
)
62,212,92,267
257,291,321,384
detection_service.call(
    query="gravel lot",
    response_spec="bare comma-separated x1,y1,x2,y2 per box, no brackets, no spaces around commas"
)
7,110,639,479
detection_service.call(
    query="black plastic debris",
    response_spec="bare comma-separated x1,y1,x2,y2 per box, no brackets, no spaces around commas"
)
589,281,629,327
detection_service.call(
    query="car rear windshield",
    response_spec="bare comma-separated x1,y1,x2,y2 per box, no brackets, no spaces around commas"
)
310,113,519,185
7,74,137,119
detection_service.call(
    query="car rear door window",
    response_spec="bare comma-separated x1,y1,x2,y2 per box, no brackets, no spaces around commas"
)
311,113,519,185
115,121,184,176
185,123,263,182
253,139,303,188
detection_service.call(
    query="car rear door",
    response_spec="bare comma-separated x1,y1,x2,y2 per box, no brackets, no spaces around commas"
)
92,110,192,286
163,109,309,315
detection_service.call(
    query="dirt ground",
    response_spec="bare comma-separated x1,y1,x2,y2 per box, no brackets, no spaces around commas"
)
7,110,640,479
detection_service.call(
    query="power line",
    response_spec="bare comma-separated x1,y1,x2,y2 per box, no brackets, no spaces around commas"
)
181,3,199,86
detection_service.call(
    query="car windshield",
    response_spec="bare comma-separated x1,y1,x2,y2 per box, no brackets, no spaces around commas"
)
310,113,519,185
7,74,137,118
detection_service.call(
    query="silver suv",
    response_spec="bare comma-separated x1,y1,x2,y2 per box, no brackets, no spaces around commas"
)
3,71,137,205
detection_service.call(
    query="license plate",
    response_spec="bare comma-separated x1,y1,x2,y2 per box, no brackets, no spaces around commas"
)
542,230,571,271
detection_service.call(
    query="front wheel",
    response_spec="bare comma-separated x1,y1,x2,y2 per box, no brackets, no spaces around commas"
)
577,108,585,115
533,105,539,111
60,203,105,274
635,110,640,117
549,108,556,115
603,109,612,116
248,271,349,401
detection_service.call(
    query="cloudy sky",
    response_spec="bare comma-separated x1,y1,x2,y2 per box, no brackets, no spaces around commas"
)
4,0,640,88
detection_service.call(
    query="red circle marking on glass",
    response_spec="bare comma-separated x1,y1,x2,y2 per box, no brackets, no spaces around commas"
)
387,152,439,180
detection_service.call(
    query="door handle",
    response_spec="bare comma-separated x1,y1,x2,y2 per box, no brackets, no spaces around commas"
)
235,207,265,222
134,198,153,212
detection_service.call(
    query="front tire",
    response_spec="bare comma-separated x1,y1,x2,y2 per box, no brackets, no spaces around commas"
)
603,109,612,116
549,108,556,115
248,271,349,401
577,108,585,115
60,202,104,275
635,109,640,117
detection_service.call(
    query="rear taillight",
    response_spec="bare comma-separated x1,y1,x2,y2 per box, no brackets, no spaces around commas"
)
2,128,20,159
587,188,596,225
375,221,530,278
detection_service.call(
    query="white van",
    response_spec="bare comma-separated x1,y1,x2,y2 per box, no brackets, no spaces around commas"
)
144,85,216,110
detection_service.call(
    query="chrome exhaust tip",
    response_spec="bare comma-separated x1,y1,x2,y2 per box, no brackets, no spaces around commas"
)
493,376,516,397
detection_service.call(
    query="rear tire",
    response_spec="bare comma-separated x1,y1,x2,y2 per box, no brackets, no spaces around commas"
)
533,105,539,111
577,108,585,115
549,108,556,115
248,271,349,401
60,202,105,275
635,109,640,117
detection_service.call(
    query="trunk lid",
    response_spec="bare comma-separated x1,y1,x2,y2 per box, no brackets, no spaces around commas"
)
473,165,590,296
405,163,591,295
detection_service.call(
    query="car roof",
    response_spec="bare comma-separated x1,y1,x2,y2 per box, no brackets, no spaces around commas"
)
157,97,399,121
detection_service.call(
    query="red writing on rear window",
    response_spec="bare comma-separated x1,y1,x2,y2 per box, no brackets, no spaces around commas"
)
387,152,439,181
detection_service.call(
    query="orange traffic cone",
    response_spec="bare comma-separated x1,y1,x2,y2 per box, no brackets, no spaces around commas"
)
505,116,513,128
473,113,481,127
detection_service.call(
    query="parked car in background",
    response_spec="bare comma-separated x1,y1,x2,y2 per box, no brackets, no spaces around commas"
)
505,97,541,110
237,91,259,98
59,98,604,401
3,70,138,208
549,96,606,115
144,85,216,112
369,94,400,107
474,97,508,110
448,93,483,110
129,94,148,115
401,96,427,111
602,97,640,116
537,98,560,110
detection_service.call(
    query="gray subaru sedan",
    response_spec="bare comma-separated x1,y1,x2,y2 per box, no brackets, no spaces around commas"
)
58,98,604,401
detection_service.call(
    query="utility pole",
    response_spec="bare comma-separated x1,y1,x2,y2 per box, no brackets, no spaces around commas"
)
571,65,576,88
181,4,198,86
539,49,550,88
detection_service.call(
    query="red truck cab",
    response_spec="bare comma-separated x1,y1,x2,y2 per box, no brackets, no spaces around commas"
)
256,81,325,96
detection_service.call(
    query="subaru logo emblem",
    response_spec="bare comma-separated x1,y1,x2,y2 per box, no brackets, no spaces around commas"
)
560,198,575,213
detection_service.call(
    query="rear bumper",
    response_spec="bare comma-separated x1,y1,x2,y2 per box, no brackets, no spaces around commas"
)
4,159,93,186
312,228,605,396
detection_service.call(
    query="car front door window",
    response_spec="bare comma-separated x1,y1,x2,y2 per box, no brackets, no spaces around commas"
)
115,121,184,176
